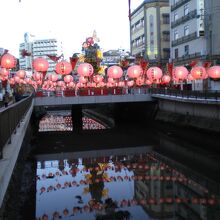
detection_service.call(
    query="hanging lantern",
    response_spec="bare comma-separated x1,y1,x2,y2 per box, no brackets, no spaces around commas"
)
93,75,103,83
127,80,134,87
146,67,163,81
0,68,9,77
1,53,17,69
64,75,73,83
77,63,94,76
172,66,188,80
16,70,26,79
127,65,143,78
191,66,207,79
136,77,144,86
32,72,42,81
32,57,49,72
108,77,115,83
48,73,58,82
79,76,88,83
161,75,171,84
207,66,220,79
107,66,123,79
55,61,72,75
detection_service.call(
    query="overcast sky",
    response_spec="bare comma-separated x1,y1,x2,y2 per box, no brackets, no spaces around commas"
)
0,0,143,58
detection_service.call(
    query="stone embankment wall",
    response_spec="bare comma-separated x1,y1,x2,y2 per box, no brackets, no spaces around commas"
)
155,99,220,132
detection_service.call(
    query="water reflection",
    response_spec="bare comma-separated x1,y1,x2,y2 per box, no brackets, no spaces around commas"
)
36,148,220,220
39,112,106,132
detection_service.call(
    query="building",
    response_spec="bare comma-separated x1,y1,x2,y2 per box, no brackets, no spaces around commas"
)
130,0,170,66
170,0,220,90
19,33,63,76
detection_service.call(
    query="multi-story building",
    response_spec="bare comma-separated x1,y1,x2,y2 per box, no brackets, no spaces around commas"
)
130,0,170,66
19,33,63,76
170,0,220,90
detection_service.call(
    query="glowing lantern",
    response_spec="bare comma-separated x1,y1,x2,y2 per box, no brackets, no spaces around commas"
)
172,66,188,80
16,70,26,79
107,66,123,79
64,75,73,83
127,80,134,87
32,57,49,72
77,63,94,76
187,73,194,81
33,72,42,81
57,81,65,87
55,61,72,75
162,75,171,84
127,65,143,78
208,66,220,79
191,66,207,79
136,77,144,86
146,79,152,85
1,53,17,69
146,67,163,81
48,73,58,82
108,77,115,83
79,76,88,83
0,68,9,77
93,75,103,83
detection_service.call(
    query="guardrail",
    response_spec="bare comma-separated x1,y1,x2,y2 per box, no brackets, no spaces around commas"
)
0,94,33,159
150,88,220,100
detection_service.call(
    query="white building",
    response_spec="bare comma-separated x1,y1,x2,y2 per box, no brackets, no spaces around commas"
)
19,33,63,76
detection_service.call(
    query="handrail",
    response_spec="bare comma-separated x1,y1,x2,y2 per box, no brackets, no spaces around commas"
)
0,94,33,159
150,88,220,100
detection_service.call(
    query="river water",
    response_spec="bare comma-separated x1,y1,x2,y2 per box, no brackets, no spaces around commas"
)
34,113,220,220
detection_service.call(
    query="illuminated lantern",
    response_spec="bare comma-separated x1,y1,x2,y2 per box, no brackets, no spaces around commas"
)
64,75,73,83
187,73,194,81
1,53,17,69
48,73,58,82
57,80,65,87
79,76,88,83
108,77,115,83
107,66,123,79
33,72,42,81
145,79,152,85
162,75,171,84
136,77,144,86
118,81,125,87
127,65,143,78
208,66,220,79
16,70,26,79
191,66,207,79
172,66,188,80
32,57,49,72
0,68,9,77
67,81,75,88
93,75,103,83
127,80,134,87
77,63,94,76
55,61,72,75
146,67,163,81
14,76,21,83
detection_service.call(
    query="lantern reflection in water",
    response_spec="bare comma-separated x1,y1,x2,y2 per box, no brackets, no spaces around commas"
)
39,112,107,132
36,148,220,220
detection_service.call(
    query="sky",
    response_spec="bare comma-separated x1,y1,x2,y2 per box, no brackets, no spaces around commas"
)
0,0,143,59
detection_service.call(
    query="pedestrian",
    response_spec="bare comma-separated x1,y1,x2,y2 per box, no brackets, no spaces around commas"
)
3,91,10,107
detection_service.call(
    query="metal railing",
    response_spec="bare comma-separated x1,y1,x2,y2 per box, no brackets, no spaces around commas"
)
0,94,33,159
150,88,220,100
172,32,197,47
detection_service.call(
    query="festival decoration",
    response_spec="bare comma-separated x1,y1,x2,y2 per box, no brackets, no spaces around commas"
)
0,53,17,69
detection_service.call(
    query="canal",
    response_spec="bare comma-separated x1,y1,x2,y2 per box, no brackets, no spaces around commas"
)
1,112,220,220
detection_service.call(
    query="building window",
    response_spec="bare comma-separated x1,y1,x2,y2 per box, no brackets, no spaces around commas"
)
184,4,189,16
174,12,178,21
184,25,189,36
174,30,179,40
162,31,170,41
162,14,170,24
184,45,189,55
174,48,178,58
163,48,170,59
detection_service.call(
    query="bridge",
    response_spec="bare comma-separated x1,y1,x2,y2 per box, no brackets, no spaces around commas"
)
1,88,220,208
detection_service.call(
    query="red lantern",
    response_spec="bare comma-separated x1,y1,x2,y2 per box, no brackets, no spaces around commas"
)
0,68,9,77
146,67,163,81
48,73,58,82
208,66,220,79
32,57,49,72
64,75,73,83
172,66,188,80
77,63,94,76
127,65,143,78
127,80,134,87
191,66,207,79
1,53,17,69
93,75,103,83
107,66,123,79
187,73,194,81
162,75,171,84
55,61,72,75
16,70,26,79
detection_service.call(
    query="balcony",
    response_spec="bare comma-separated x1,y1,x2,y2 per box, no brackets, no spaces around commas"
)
171,10,198,28
171,0,191,11
172,32,197,47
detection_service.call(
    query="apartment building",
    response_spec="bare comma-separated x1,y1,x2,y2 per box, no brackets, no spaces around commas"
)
130,0,170,66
